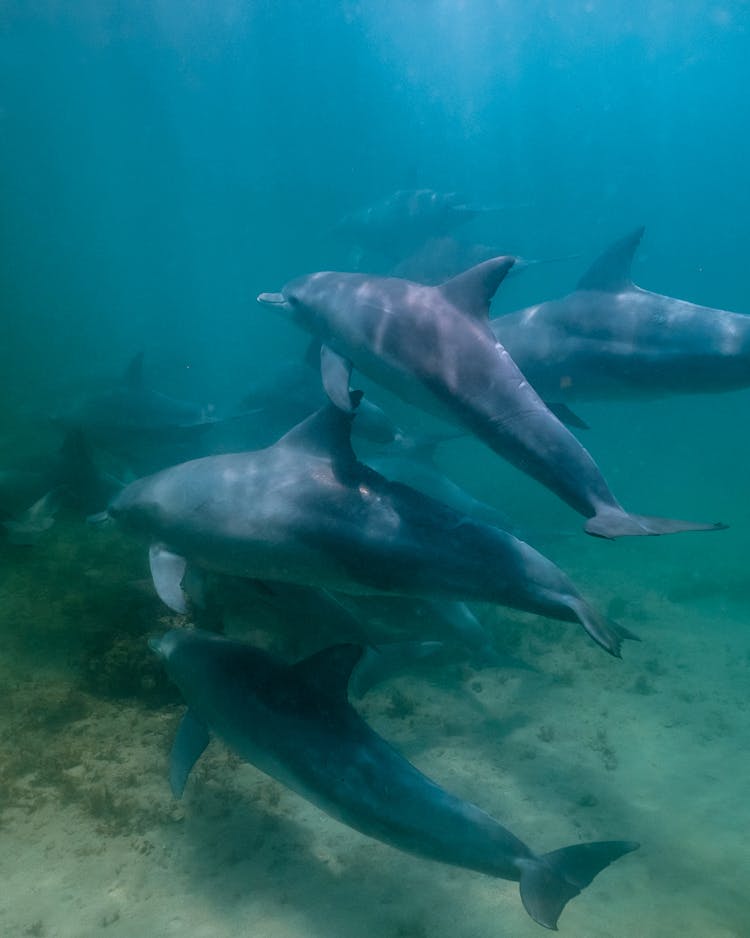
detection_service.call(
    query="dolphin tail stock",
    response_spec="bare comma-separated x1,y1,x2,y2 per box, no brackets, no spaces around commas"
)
584,506,727,539
565,596,639,658
518,840,639,930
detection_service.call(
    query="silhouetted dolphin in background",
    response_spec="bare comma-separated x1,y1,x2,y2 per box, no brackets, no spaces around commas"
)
55,353,221,470
493,227,750,403
108,405,635,655
332,188,497,262
0,429,121,538
150,628,638,930
257,260,724,538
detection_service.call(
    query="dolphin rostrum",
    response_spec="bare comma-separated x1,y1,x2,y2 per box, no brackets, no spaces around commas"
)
257,259,724,538
150,627,638,930
108,405,636,656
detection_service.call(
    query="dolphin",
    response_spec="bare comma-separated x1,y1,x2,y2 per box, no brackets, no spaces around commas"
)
492,227,750,402
55,353,221,470
180,565,508,669
331,188,495,263
0,429,121,530
108,405,636,656
150,628,638,930
257,260,724,538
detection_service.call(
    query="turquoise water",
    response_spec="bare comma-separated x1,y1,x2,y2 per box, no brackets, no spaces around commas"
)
1,4,749,936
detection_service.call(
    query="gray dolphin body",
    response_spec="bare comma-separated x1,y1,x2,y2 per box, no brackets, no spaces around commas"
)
108,406,634,655
151,628,638,930
493,227,750,402
257,260,723,538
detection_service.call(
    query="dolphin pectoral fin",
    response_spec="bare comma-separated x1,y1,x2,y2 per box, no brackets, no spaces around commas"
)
3,489,60,545
576,226,645,292
149,544,189,614
543,402,590,430
519,840,639,929
438,255,516,318
320,345,358,413
584,508,727,539
169,709,210,799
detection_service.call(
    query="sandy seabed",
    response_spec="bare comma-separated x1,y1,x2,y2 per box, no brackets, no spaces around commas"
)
0,521,748,938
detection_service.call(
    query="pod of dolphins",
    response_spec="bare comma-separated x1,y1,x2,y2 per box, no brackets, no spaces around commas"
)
16,189,750,929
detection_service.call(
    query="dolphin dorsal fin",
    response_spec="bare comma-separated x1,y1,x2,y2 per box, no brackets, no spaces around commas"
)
438,256,515,319
576,226,645,292
291,643,366,702
277,404,357,464
123,351,145,388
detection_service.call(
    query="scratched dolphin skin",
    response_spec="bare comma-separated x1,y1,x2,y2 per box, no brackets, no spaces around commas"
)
150,628,638,930
493,227,750,403
108,405,635,656
257,259,724,538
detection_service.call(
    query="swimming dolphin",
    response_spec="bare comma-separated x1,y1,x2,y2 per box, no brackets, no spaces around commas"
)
55,352,221,471
0,429,121,532
180,563,507,669
492,227,750,402
150,628,638,930
108,405,635,656
332,188,495,263
257,260,724,538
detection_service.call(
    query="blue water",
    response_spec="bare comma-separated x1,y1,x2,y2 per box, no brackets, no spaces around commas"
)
1,3,748,937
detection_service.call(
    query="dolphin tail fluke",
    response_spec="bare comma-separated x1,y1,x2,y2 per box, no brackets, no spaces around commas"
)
566,596,639,658
519,840,639,930
584,507,727,539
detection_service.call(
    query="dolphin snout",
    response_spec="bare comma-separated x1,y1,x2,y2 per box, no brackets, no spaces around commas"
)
257,292,287,307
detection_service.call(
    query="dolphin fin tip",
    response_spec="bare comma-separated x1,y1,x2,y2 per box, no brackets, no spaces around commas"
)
585,510,727,539
519,840,638,929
